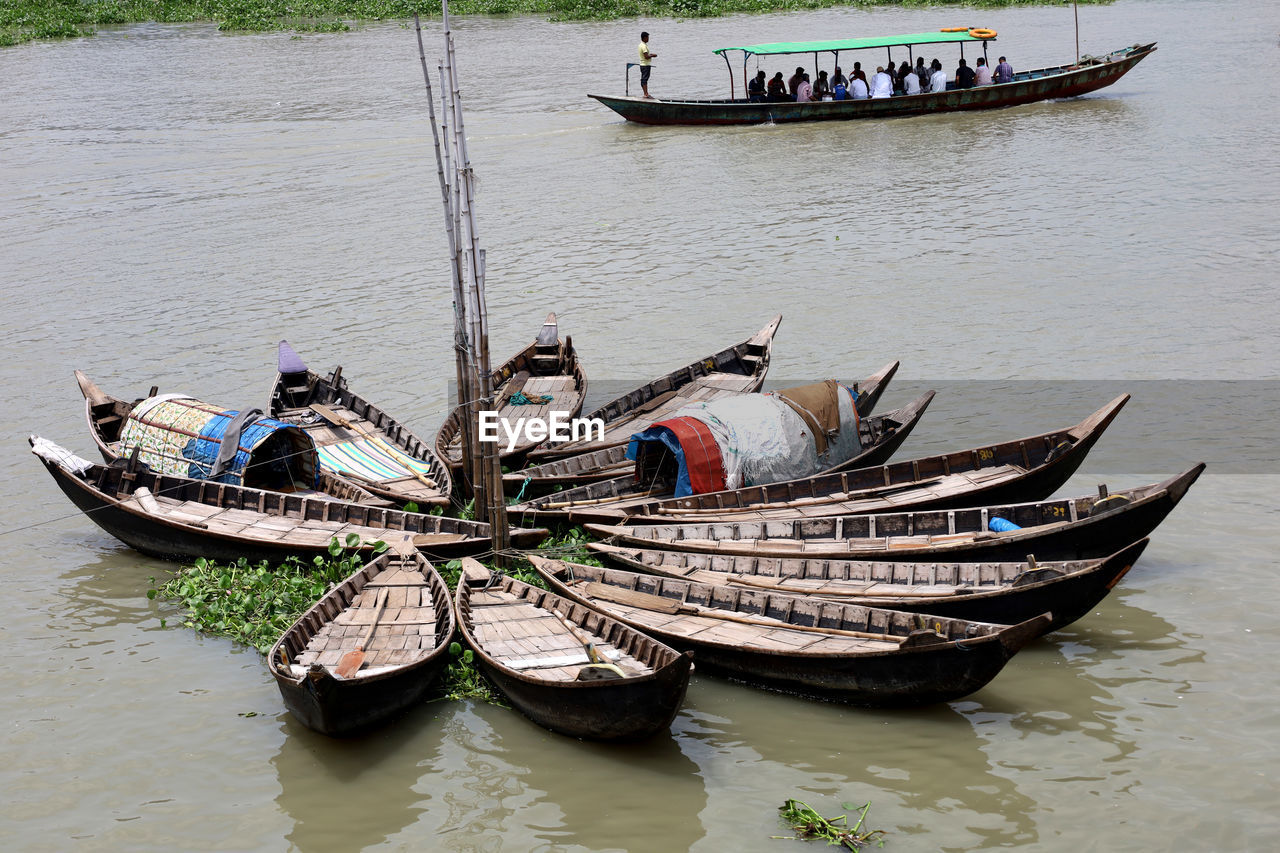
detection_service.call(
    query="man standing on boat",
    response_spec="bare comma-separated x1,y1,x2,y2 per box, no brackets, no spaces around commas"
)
638,32,657,98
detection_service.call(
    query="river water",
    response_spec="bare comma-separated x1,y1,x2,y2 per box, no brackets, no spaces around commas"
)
2,1,1278,849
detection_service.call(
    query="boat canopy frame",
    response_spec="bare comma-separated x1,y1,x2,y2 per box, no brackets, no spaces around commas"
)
715,31,996,98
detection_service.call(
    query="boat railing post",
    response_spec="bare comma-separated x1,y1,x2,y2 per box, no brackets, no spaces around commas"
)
722,52,735,99
626,62,636,96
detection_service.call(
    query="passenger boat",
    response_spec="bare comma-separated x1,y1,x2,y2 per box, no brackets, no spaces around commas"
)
29,436,548,564
528,555,1049,707
506,362,907,495
435,312,587,469
588,540,1149,634
268,547,454,736
591,31,1156,126
586,465,1203,562
514,395,1128,526
454,559,693,741
525,316,788,462
74,371,389,505
512,392,935,522
267,342,454,509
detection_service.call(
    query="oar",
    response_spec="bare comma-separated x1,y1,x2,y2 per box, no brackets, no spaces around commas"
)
547,605,626,679
334,586,388,678
309,403,438,490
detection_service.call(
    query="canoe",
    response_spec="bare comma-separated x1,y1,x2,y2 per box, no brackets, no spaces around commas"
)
525,316,799,463
266,343,454,508
516,395,1129,526
29,435,548,564
588,540,1149,634
585,464,1204,562
505,366,913,495
528,555,1049,707
454,559,693,741
268,547,454,736
511,391,935,521
592,39,1156,126
74,370,388,506
434,312,587,471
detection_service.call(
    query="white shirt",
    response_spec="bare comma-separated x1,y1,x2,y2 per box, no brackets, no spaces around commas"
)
930,70,947,93
869,72,893,99
903,72,921,95
849,78,869,100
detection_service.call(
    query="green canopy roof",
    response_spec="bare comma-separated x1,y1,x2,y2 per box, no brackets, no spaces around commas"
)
713,31,993,57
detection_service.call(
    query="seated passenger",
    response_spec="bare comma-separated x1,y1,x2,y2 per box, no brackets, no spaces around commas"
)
748,70,767,102
795,73,814,102
915,56,929,86
767,72,789,101
929,59,947,93
813,70,832,100
849,76,869,99
896,62,912,95
788,66,805,98
994,55,1014,84
974,56,993,86
850,61,867,86
869,66,893,98
832,66,849,88
902,66,922,95
955,58,976,89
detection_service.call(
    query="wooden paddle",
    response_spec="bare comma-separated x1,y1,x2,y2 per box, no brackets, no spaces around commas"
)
309,403,437,490
334,586,388,678
548,605,627,679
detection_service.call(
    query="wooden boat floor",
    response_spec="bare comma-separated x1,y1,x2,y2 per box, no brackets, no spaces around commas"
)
276,402,392,449
584,372,761,450
468,588,654,681
295,568,439,670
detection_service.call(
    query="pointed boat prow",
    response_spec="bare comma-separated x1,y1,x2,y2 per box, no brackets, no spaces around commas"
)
277,340,308,375
74,370,111,407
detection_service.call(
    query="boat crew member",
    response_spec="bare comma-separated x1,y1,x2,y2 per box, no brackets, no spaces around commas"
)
638,32,657,98
994,56,1014,84
870,66,894,98
748,70,767,102
955,57,976,89
929,59,947,93
974,56,993,86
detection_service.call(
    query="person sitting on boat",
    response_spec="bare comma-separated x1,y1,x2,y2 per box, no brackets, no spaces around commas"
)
794,73,814,102
869,66,894,98
994,56,1014,84
848,75,870,100
955,58,976,89
896,62,913,94
813,70,832,100
915,56,929,87
748,70,767,102
787,66,805,98
929,59,947,93
767,72,789,101
974,56,993,86
850,62,867,86
902,64,922,95
832,66,848,88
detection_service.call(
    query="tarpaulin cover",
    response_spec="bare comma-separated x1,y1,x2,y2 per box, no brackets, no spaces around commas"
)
626,382,863,496
117,396,318,489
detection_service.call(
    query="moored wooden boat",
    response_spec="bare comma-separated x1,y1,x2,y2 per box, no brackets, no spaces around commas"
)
268,547,454,736
511,391,935,521
592,36,1156,126
529,555,1049,707
454,560,693,741
517,395,1129,526
589,540,1149,634
526,316,802,463
29,436,548,564
586,464,1204,562
265,343,454,508
435,312,587,470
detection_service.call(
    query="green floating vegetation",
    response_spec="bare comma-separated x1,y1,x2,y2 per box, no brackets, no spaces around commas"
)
775,799,887,850
3,0,1114,47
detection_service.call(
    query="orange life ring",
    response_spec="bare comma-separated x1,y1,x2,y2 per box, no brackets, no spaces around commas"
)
940,27,968,33
969,28,997,39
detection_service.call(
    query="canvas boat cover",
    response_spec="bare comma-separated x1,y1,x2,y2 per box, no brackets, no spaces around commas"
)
116,395,318,490
626,381,862,497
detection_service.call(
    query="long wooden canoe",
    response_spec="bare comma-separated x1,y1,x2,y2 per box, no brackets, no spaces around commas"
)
516,395,1129,525
511,391,935,521
505,369,916,496
585,464,1203,562
269,547,454,736
454,560,692,741
29,436,548,564
525,316,797,463
529,555,1048,707
435,312,587,471
266,342,455,508
588,540,1149,634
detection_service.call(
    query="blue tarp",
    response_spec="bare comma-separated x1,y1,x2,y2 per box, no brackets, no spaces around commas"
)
627,425,695,497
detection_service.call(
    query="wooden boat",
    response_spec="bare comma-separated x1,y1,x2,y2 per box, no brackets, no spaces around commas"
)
525,316,798,463
586,465,1204,562
454,559,693,741
588,540,1149,634
268,546,454,736
265,343,454,508
512,391,935,521
506,364,909,495
74,370,390,506
515,395,1129,526
528,555,1049,707
592,33,1156,126
435,312,587,470
29,436,548,564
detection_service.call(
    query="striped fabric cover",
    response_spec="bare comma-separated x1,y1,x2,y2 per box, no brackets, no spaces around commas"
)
316,439,435,483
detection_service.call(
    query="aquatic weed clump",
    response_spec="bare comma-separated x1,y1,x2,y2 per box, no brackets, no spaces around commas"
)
775,798,887,850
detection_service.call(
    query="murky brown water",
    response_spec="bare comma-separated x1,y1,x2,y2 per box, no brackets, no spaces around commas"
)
2,1,1278,849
